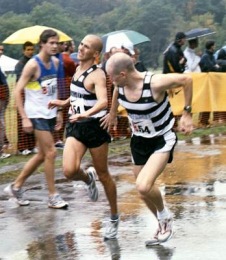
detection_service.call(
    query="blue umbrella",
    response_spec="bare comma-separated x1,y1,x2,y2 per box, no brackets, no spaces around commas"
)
185,28,215,40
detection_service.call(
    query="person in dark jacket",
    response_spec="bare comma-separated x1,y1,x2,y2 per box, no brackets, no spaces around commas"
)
199,40,222,126
199,40,221,72
134,47,147,72
216,46,226,72
163,32,187,129
15,41,36,155
216,46,226,60
163,32,187,74
15,41,35,81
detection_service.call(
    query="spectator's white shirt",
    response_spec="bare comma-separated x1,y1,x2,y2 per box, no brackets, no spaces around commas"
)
184,47,201,72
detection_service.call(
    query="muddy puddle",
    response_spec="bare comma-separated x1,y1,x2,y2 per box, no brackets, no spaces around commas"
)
0,135,226,259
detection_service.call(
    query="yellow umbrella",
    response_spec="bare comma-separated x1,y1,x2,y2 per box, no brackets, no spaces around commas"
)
3,25,72,44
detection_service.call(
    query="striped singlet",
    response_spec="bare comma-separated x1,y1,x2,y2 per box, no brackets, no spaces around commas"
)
69,65,107,118
118,72,175,138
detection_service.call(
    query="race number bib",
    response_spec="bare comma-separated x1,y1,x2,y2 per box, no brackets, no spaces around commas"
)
41,78,57,96
70,97,85,114
129,118,155,135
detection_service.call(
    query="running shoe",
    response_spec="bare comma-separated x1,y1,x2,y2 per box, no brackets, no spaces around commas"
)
4,183,30,206
104,217,119,240
32,147,39,154
48,194,68,209
157,215,173,243
145,229,160,247
55,141,64,149
0,153,11,159
20,149,32,156
86,167,98,202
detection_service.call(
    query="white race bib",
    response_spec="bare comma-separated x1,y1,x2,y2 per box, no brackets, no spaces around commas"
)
71,97,85,114
41,78,57,96
129,118,155,136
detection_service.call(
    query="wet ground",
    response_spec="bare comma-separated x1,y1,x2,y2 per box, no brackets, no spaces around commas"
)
0,135,226,260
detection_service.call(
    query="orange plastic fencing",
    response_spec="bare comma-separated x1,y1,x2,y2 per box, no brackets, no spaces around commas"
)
2,72,226,155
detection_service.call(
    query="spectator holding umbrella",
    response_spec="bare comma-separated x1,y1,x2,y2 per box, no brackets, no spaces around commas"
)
184,38,201,73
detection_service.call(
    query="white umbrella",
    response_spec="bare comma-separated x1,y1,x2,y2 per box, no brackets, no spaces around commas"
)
101,30,150,53
0,54,18,73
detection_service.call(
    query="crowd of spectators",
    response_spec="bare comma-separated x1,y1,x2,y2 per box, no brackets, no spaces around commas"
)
1,33,226,159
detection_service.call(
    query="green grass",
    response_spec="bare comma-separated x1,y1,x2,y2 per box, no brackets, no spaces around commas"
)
1,124,226,168
177,125,226,140
1,124,226,184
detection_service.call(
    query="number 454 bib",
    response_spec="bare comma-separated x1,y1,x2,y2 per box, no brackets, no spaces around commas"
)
71,97,85,114
129,117,155,137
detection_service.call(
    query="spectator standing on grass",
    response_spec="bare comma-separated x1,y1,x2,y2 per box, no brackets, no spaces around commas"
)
216,45,226,71
163,32,187,129
183,38,201,73
102,46,130,140
214,45,226,123
163,32,187,74
57,40,77,146
0,66,10,159
4,29,68,209
0,44,5,75
0,43,11,154
53,42,66,149
53,41,78,149
133,47,147,72
62,40,78,79
199,40,222,126
15,41,36,155
121,42,135,57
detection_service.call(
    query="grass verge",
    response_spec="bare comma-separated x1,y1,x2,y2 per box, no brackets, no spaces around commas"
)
1,125,226,178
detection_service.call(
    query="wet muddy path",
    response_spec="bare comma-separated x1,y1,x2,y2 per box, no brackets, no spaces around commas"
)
0,136,226,259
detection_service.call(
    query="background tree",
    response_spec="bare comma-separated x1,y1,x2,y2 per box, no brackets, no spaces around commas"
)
0,0,225,68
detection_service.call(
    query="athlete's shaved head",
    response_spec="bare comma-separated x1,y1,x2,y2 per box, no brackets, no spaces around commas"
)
106,52,135,76
84,34,103,53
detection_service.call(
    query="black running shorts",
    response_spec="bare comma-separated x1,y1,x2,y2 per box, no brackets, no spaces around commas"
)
65,117,111,148
130,130,177,165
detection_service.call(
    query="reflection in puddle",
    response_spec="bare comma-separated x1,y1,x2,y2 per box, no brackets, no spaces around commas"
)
105,239,121,260
26,231,78,259
189,134,226,146
146,245,175,260
164,180,226,197
2,136,226,259
191,137,201,145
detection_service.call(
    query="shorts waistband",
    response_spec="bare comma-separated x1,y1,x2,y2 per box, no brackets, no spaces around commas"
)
73,117,102,124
